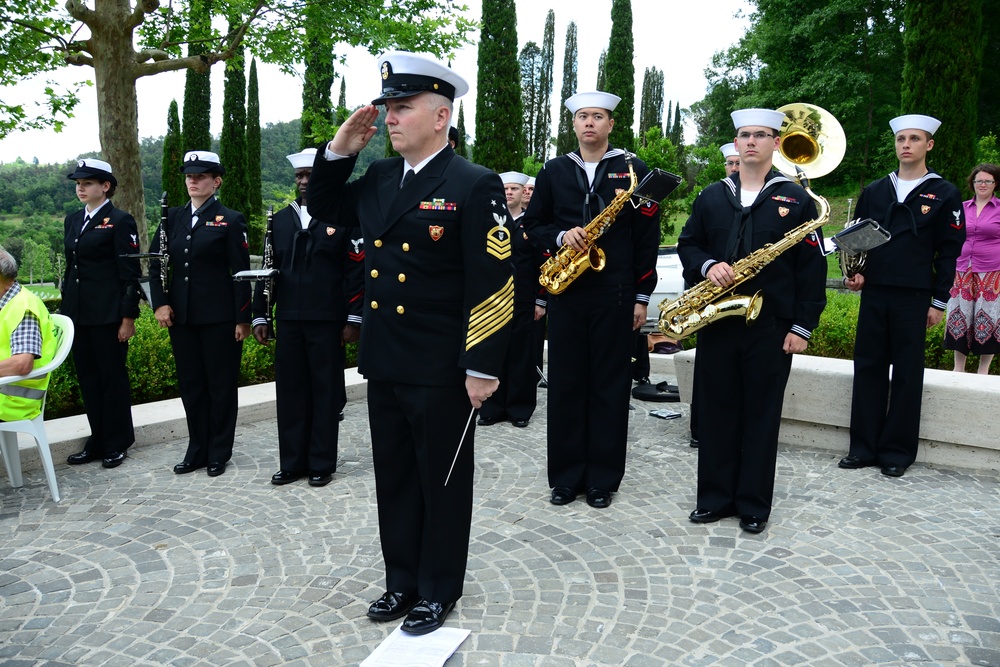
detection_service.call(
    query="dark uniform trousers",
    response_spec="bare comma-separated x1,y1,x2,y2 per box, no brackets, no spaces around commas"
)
546,285,634,492
849,285,930,468
478,299,537,422
72,324,134,455
694,316,793,520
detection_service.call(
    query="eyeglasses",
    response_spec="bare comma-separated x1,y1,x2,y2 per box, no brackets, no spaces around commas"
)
725,160,740,167
737,132,774,141
973,180,995,185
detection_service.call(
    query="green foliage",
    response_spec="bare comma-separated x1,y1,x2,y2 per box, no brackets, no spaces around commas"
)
977,133,1000,166
519,42,544,161
300,1,336,148
635,128,688,239
639,68,664,144
556,22,578,157
181,0,213,154
162,100,186,206
604,0,635,150
455,102,469,158
247,59,263,216
219,47,250,212
475,0,524,171
902,0,983,186
537,11,556,162
522,156,543,177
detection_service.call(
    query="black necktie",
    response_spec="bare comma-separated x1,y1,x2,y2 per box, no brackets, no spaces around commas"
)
81,214,91,231
400,169,415,189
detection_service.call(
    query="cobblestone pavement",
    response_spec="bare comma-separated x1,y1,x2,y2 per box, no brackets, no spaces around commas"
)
2,387,999,667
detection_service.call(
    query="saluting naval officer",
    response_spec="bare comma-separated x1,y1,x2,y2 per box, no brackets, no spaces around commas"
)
150,151,252,478
252,148,364,487
678,108,826,534
523,91,661,509
61,159,141,469
307,51,513,635
477,171,547,428
840,114,965,478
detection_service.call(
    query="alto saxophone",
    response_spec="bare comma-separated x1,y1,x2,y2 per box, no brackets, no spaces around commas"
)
538,156,638,295
657,173,830,341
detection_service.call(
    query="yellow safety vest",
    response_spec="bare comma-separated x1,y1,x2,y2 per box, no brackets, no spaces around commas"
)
0,287,57,421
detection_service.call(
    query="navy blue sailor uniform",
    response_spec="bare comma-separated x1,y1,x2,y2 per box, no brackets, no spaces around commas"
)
849,170,965,468
307,145,513,605
60,201,141,456
251,200,364,477
677,171,826,521
149,196,251,467
523,146,660,493
478,209,548,424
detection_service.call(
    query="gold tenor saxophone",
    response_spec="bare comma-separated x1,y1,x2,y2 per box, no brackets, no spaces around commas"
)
538,156,638,295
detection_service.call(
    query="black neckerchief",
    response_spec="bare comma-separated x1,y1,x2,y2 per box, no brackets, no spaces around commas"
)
721,171,793,262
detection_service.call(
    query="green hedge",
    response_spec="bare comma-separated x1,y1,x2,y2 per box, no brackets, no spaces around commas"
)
44,305,359,420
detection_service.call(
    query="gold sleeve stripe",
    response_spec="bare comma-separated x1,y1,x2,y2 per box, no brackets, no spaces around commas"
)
467,276,514,350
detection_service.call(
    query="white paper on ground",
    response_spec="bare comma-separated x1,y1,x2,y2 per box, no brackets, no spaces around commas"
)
361,626,471,667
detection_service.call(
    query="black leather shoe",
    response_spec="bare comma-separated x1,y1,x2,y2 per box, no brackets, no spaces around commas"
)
67,450,98,465
739,516,767,533
339,411,345,422
511,418,529,428
635,377,651,385
586,488,612,508
689,438,699,448
309,473,333,487
550,486,576,505
206,462,227,477
689,508,733,523
881,465,906,477
401,600,455,635
838,455,877,469
271,470,302,485
367,591,420,621
173,461,202,474
477,415,506,426
102,452,126,468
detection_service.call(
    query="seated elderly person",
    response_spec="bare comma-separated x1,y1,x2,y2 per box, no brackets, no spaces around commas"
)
0,248,57,421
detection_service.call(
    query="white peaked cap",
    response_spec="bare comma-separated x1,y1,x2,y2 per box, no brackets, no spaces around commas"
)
373,51,469,104
731,108,785,131
889,114,941,136
566,91,621,114
720,143,738,158
499,171,529,185
287,148,318,169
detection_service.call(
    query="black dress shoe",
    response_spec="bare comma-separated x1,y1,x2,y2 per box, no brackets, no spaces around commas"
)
102,452,126,468
67,450,98,465
881,465,906,477
838,454,877,469
739,516,767,533
339,411,345,422
401,600,455,635
635,376,651,385
271,470,302,485
550,486,576,505
586,488,612,508
173,461,202,474
689,437,699,448
511,418,529,428
477,415,506,426
206,462,227,477
308,473,333,487
367,591,420,621
689,507,733,523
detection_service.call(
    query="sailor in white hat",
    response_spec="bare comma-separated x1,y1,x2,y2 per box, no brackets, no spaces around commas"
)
840,112,964,478
523,176,536,206
677,107,827,534
307,51,511,635
720,143,740,175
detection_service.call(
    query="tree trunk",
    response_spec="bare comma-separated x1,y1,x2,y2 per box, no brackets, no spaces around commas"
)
92,0,149,250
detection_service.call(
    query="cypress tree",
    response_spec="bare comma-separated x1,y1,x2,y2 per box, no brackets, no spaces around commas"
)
336,77,349,126
162,99,186,206
475,0,524,171
671,100,683,145
519,42,543,160
456,101,469,158
639,67,664,145
901,0,983,186
536,10,556,162
246,58,263,216
604,0,635,150
596,50,607,91
556,22,578,156
219,44,249,210
301,1,335,147
181,0,212,154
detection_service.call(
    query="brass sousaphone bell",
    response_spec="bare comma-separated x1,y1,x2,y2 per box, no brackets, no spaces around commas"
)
772,102,846,179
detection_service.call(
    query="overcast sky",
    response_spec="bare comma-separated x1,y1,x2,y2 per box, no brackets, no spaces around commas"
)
0,0,751,165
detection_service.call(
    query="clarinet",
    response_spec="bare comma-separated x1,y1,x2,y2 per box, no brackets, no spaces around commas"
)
159,191,170,294
262,206,275,338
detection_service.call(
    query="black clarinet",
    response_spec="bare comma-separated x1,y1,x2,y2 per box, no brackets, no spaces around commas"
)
159,191,170,293
262,206,276,338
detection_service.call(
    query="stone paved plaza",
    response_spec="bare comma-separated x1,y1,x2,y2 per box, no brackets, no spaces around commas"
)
2,388,999,666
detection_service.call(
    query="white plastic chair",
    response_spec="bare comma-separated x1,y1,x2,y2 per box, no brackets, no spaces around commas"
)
0,313,75,502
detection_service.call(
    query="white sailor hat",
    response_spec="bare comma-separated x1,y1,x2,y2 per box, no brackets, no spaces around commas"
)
373,51,469,105
181,150,225,175
499,171,529,186
889,114,941,136
67,158,117,187
566,91,621,115
731,108,785,131
526,177,535,187
287,148,318,170
720,143,739,158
